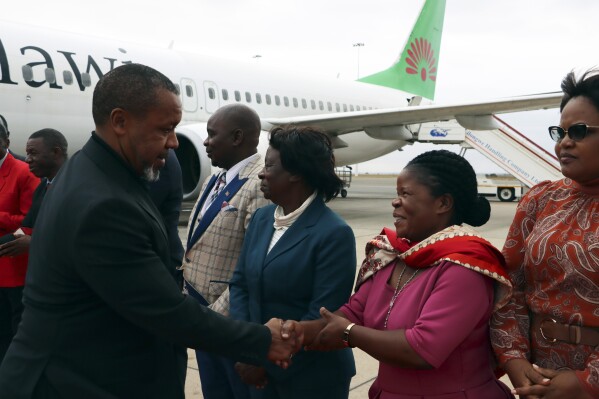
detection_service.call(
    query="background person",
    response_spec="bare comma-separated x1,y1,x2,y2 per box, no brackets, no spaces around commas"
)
0,115,25,162
0,128,68,257
302,149,514,399
184,103,270,399
491,69,599,399
0,122,39,364
0,63,299,398
230,126,356,399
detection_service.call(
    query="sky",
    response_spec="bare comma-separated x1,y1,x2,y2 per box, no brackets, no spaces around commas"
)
3,0,598,175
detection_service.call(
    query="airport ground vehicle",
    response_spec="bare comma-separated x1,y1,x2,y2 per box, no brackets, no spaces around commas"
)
335,166,353,198
477,174,523,202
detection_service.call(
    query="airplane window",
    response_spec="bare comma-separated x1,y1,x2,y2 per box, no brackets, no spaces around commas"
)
44,68,56,84
185,85,193,97
293,98,298,108
208,88,215,100
327,102,332,112
318,101,324,111
21,65,33,82
265,94,271,105
256,93,262,104
275,95,281,106
311,100,316,110
335,103,340,112
284,97,289,107
245,92,252,103
343,104,347,112
349,105,354,112
82,73,92,88
63,71,73,85
235,91,241,102
357,105,361,111
301,99,307,109
222,89,229,101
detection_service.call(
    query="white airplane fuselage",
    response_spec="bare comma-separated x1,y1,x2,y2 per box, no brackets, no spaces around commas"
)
1,22,415,198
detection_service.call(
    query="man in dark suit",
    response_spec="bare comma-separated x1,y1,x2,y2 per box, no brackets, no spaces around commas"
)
0,63,300,398
0,128,68,257
0,129,67,365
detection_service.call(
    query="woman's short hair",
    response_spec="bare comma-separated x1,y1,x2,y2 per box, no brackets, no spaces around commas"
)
405,149,490,227
560,68,599,112
268,125,343,202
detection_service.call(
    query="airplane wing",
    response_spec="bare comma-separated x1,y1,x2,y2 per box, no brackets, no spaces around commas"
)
261,93,562,135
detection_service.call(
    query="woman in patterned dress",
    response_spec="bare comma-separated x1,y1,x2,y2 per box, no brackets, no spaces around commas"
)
491,69,599,399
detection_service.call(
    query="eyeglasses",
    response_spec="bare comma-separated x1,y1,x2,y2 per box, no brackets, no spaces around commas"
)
548,124,599,142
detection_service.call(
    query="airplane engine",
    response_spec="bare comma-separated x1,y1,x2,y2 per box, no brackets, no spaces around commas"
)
174,123,212,201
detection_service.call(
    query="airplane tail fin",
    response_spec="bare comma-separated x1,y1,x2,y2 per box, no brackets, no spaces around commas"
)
357,0,446,100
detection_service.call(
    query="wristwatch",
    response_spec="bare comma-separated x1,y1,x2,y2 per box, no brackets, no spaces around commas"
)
342,322,356,348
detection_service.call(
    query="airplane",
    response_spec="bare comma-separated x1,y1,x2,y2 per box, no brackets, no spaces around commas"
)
0,0,561,200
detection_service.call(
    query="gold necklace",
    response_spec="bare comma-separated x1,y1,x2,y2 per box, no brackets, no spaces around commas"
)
384,263,420,329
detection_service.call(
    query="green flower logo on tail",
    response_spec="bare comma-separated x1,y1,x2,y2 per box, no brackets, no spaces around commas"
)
357,0,445,100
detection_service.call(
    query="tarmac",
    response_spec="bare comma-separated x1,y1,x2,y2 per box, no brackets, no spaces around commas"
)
179,175,518,397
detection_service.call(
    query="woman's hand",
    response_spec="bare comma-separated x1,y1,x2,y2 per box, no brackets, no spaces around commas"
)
305,307,351,351
511,365,593,399
234,362,268,389
503,358,548,399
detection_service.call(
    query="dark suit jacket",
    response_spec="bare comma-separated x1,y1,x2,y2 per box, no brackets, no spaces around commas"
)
0,134,271,398
230,199,356,392
148,149,184,280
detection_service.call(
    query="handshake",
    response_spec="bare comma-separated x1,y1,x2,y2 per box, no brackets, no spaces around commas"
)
236,308,349,388
264,318,304,369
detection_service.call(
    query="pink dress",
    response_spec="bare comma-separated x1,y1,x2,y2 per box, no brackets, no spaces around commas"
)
340,260,513,399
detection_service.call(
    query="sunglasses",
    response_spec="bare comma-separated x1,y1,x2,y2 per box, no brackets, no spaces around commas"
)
548,123,599,142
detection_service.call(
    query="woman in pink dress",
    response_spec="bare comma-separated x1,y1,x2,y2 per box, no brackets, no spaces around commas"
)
301,149,514,399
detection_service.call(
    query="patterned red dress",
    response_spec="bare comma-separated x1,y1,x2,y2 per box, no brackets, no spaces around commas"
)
491,178,599,396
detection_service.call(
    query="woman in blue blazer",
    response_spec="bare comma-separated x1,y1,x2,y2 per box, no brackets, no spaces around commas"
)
230,126,356,399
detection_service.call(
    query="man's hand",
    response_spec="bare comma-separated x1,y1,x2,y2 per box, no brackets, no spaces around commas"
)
234,362,268,389
0,235,31,257
512,365,593,399
264,318,303,369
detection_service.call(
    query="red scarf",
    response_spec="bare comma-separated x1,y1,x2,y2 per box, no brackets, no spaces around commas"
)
356,225,512,310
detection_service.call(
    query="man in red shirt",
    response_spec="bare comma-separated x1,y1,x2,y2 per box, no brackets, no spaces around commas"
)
0,121,39,363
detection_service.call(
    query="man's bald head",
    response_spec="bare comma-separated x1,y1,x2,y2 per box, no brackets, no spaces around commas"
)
204,104,262,169
211,104,261,144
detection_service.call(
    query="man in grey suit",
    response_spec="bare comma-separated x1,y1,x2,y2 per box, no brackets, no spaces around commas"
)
0,63,299,398
184,103,270,399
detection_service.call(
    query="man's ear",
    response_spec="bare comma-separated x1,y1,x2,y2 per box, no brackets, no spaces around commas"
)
110,108,128,137
231,128,244,146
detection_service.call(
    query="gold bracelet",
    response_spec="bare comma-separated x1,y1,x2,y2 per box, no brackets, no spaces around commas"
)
342,322,356,348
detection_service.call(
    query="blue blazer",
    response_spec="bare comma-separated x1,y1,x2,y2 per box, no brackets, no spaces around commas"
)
230,198,356,390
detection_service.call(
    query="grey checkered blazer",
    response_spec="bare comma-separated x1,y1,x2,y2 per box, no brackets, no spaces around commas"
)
183,155,270,316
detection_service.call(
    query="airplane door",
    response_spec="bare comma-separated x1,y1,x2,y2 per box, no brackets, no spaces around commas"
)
180,78,198,113
203,81,220,114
